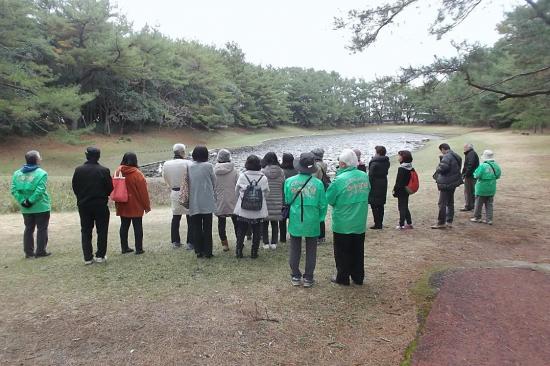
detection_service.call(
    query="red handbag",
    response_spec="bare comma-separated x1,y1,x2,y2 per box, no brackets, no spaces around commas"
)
110,171,128,203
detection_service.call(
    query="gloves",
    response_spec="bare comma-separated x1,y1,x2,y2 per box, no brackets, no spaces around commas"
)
21,199,32,208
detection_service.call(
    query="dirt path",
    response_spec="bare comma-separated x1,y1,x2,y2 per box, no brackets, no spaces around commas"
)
412,268,550,366
1,129,550,365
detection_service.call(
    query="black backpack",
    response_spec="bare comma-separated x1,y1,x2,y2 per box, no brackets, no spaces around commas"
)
241,174,264,211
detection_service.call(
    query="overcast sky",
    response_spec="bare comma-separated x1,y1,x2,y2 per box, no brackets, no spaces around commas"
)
114,0,521,80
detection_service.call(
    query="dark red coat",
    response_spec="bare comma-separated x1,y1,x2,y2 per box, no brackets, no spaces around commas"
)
115,165,151,218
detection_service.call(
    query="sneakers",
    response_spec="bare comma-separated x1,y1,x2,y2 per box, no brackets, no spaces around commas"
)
94,256,106,263
460,208,473,212
35,252,52,258
186,243,194,251
370,225,382,230
172,242,182,249
395,225,405,230
269,244,277,250
121,248,134,254
404,224,414,229
431,223,446,229
303,279,314,288
446,222,453,228
84,259,93,265
291,277,302,286
470,217,482,223
263,244,270,250
135,250,145,255
486,220,493,225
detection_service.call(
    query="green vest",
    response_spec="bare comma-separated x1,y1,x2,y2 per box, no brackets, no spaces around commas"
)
326,167,370,234
284,174,327,238
11,167,51,214
473,161,501,197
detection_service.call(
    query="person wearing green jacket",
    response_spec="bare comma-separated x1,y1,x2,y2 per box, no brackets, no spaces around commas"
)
10,150,52,258
326,149,371,286
470,150,502,225
284,152,327,288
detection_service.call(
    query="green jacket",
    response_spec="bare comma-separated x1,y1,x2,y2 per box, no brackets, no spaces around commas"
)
473,160,501,197
326,167,371,234
284,174,327,238
11,167,51,214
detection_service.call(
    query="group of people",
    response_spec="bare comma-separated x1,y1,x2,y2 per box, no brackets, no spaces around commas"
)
10,140,501,287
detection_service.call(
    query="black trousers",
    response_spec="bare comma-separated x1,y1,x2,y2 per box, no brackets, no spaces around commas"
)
262,220,279,244
236,220,261,250
437,188,456,224
218,215,238,241
171,214,193,245
191,214,213,257
333,232,365,285
78,205,109,261
397,195,412,226
120,217,143,252
22,212,50,256
370,204,385,228
279,219,287,242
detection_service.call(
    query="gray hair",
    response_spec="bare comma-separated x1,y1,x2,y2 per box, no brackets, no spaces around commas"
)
173,143,186,156
338,149,358,168
464,143,474,150
25,150,41,165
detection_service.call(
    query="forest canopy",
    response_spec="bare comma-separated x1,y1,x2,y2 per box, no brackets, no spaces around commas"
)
1,0,548,135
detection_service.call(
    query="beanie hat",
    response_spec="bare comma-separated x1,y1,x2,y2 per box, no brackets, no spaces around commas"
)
217,149,231,163
311,148,325,160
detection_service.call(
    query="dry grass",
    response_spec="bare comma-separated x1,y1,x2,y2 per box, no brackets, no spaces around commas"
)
1,127,549,365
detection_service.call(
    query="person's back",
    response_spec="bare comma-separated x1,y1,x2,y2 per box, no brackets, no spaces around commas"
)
436,150,463,190
115,164,151,217
262,164,285,219
162,158,191,189
214,161,238,216
188,161,216,216
12,166,51,215
474,159,502,197
327,166,371,234
285,173,326,237
72,160,112,208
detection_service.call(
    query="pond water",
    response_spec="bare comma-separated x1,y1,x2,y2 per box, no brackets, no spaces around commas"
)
143,132,438,177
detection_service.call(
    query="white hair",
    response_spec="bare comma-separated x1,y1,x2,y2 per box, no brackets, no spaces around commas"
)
172,143,186,155
339,149,358,167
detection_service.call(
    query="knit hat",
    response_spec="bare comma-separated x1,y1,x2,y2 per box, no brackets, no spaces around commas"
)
293,152,317,174
311,148,324,160
481,150,494,161
338,149,358,167
217,149,231,163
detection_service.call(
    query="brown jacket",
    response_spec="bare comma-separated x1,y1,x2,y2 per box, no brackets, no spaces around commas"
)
115,165,151,217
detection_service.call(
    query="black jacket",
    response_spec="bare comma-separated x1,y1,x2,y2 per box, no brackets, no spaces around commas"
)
72,161,113,207
434,150,463,191
393,166,412,197
368,156,390,205
462,149,480,178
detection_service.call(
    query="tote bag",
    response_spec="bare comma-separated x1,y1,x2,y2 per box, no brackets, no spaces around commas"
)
110,171,128,203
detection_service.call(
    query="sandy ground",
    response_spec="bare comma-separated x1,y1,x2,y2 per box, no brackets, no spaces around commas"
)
1,129,549,365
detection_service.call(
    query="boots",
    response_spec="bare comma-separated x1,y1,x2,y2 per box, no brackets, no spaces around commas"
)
236,244,243,258
250,244,259,259
221,239,230,252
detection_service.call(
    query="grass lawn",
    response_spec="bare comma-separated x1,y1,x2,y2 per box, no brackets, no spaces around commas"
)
1,126,549,365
